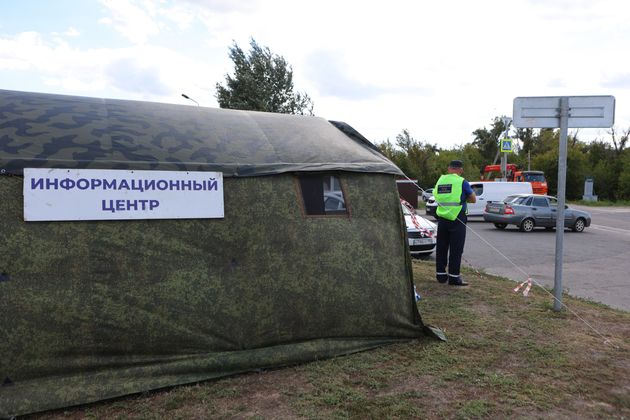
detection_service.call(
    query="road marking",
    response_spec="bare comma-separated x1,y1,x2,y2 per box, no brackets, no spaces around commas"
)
590,224,630,236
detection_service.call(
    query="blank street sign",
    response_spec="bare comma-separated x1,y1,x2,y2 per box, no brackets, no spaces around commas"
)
513,96,615,128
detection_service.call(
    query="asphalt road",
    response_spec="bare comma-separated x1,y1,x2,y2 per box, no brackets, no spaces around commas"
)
421,205,630,311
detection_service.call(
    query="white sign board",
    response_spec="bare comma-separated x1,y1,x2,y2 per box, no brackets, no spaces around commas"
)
513,96,615,128
24,168,224,221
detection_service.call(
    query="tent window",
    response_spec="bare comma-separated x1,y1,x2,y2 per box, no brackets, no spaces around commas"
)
298,175,347,216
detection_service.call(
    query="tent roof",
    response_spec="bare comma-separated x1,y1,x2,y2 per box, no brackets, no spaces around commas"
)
0,89,402,177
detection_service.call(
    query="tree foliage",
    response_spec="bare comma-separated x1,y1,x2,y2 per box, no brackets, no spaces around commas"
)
215,38,314,115
531,139,589,200
471,116,509,164
618,150,630,199
379,130,484,189
379,120,630,201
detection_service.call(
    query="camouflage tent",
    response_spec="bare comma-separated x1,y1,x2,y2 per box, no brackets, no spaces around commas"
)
0,90,433,416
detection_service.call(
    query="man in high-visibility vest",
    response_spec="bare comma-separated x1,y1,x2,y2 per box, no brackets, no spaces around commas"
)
434,160,476,286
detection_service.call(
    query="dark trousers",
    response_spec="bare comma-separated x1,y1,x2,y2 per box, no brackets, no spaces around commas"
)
436,215,467,277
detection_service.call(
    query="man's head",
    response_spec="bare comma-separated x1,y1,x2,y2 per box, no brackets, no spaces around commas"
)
447,160,464,175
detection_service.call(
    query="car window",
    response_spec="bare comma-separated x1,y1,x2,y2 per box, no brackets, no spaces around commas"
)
511,196,529,205
532,197,548,207
471,184,483,196
504,195,519,203
548,197,558,207
524,196,533,206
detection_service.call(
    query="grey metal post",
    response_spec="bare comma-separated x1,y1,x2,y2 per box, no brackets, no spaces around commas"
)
528,150,531,171
553,97,569,311
514,95,614,310
499,118,511,181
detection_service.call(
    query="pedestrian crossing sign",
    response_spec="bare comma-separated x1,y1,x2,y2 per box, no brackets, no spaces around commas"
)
500,138,513,153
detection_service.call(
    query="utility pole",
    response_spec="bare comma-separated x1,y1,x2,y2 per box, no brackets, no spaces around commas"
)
528,150,531,171
499,117,512,181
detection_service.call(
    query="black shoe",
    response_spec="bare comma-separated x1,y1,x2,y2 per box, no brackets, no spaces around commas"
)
448,277,469,286
436,275,448,284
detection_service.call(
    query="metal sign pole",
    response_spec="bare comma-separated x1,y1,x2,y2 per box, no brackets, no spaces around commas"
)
553,97,569,311
513,95,614,312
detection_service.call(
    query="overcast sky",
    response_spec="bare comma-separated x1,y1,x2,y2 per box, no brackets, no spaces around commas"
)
1,0,629,148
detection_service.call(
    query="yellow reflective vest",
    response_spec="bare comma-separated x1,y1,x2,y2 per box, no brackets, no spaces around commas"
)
434,173,464,221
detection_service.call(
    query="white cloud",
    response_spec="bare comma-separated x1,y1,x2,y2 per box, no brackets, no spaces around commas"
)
0,29,220,106
603,74,630,90
179,0,261,14
0,32,54,71
305,50,430,100
64,27,80,37
106,57,170,95
3,0,630,147
158,4,196,30
98,0,160,44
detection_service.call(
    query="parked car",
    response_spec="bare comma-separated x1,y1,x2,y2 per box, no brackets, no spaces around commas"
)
425,195,438,219
401,200,437,255
483,194,592,232
421,188,433,202
425,181,532,219
323,191,347,215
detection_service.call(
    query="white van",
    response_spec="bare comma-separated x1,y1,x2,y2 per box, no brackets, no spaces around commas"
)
425,181,532,218
467,182,532,216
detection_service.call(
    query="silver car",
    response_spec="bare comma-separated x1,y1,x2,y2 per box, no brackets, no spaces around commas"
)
483,194,592,232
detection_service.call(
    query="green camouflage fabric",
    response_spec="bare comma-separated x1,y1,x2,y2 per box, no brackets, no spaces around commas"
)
0,89,403,177
0,172,426,416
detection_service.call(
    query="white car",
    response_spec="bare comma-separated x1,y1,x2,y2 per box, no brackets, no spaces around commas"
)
421,188,434,202
425,181,533,219
401,201,437,256
323,191,347,215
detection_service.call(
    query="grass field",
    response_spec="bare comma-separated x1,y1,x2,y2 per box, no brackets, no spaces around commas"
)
569,199,630,207
34,261,630,419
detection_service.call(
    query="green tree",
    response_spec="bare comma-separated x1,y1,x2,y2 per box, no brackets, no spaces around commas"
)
532,138,589,199
580,127,629,200
618,149,630,199
459,143,485,180
216,38,314,115
609,126,629,157
378,130,441,187
582,140,618,200
471,116,509,164
512,128,536,170
378,138,409,175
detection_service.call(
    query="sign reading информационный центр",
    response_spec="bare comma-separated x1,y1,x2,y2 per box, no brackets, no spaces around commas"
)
23,168,224,221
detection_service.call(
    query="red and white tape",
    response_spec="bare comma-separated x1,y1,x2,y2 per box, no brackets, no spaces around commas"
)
513,277,533,297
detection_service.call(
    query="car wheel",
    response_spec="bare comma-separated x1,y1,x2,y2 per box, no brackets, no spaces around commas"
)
494,223,507,230
572,218,586,232
520,218,535,232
